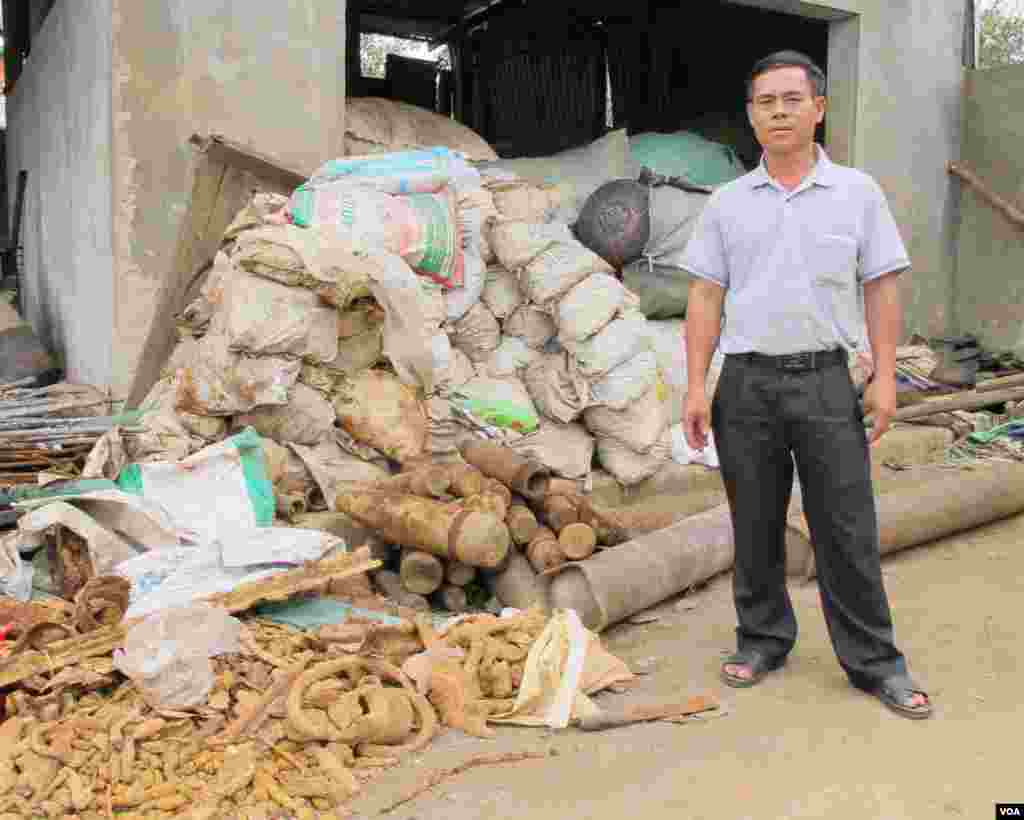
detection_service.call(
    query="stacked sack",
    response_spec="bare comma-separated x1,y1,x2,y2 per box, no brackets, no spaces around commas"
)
140,148,495,518
481,214,661,485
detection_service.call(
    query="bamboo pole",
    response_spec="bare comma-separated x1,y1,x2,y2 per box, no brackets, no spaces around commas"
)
887,386,1024,422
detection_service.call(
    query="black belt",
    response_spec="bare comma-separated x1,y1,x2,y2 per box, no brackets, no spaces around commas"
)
728,348,846,372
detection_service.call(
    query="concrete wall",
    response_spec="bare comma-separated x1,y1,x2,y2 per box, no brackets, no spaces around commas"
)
954,65,1024,356
734,0,967,341
110,0,347,399
5,0,115,388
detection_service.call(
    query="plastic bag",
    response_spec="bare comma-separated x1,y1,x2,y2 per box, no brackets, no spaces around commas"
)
115,428,275,544
0,532,34,602
113,603,242,710
643,319,724,425
669,423,720,468
307,147,482,195
443,250,487,321
488,609,595,728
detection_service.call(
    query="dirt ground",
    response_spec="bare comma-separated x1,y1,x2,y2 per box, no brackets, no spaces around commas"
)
349,512,1024,820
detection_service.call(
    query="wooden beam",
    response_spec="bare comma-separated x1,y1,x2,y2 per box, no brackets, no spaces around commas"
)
949,160,1024,233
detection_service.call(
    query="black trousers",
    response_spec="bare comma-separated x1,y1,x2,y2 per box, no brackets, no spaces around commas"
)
711,352,908,688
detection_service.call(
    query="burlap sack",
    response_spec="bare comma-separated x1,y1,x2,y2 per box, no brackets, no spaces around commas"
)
594,429,672,486
232,225,373,310
557,273,637,345
223,193,290,243
520,240,614,307
474,336,540,380
461,187,498,263
333,369,428,464
173,334,300,416
130,378,213,463
447,301,500,363
563,310,649,379
300,325,384,393
477,129,632,223
222,271,339,363
589,350,659,411
503,305,557,350
433,333,476,392
522,350,590,424
480,265,524,320
288,440,390,510
233,382,336,446
488,182,562,223
344,97,498,162
176,252,236,340
488,221,573,271
509,421,594,479
583,377,670,453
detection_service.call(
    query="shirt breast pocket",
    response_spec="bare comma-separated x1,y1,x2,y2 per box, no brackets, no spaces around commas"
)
814,234,859,287
812,234,861,345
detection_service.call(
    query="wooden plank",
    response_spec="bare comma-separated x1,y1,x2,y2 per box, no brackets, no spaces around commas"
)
125,133,311,409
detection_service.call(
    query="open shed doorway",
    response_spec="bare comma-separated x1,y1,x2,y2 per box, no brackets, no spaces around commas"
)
350,0,859,170
604,0,855,171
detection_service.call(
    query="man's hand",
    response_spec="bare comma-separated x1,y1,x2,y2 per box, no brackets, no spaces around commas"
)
684,390,712,451
863,375,897,445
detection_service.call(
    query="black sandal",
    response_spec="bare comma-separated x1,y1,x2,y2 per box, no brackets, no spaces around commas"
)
870,675,933,720
720,648,786,688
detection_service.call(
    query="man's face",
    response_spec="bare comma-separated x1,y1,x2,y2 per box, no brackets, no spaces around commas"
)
746,66,826,156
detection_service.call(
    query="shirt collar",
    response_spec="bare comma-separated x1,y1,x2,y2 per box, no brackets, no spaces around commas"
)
749,144,836,190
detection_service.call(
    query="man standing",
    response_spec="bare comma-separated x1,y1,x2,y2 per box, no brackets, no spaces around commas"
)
681,51,931,719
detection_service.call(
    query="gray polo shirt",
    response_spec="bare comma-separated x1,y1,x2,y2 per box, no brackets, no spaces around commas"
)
680,146,910,355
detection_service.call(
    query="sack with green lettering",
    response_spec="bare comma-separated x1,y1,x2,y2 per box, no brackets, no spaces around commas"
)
115,428,275,544
287,180,467,289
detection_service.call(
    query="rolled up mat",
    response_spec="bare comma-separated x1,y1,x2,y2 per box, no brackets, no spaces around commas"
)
547,504,737,632
787,462,1024,579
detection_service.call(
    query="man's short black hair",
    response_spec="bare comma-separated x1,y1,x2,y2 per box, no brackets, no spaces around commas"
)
747,51,827,100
